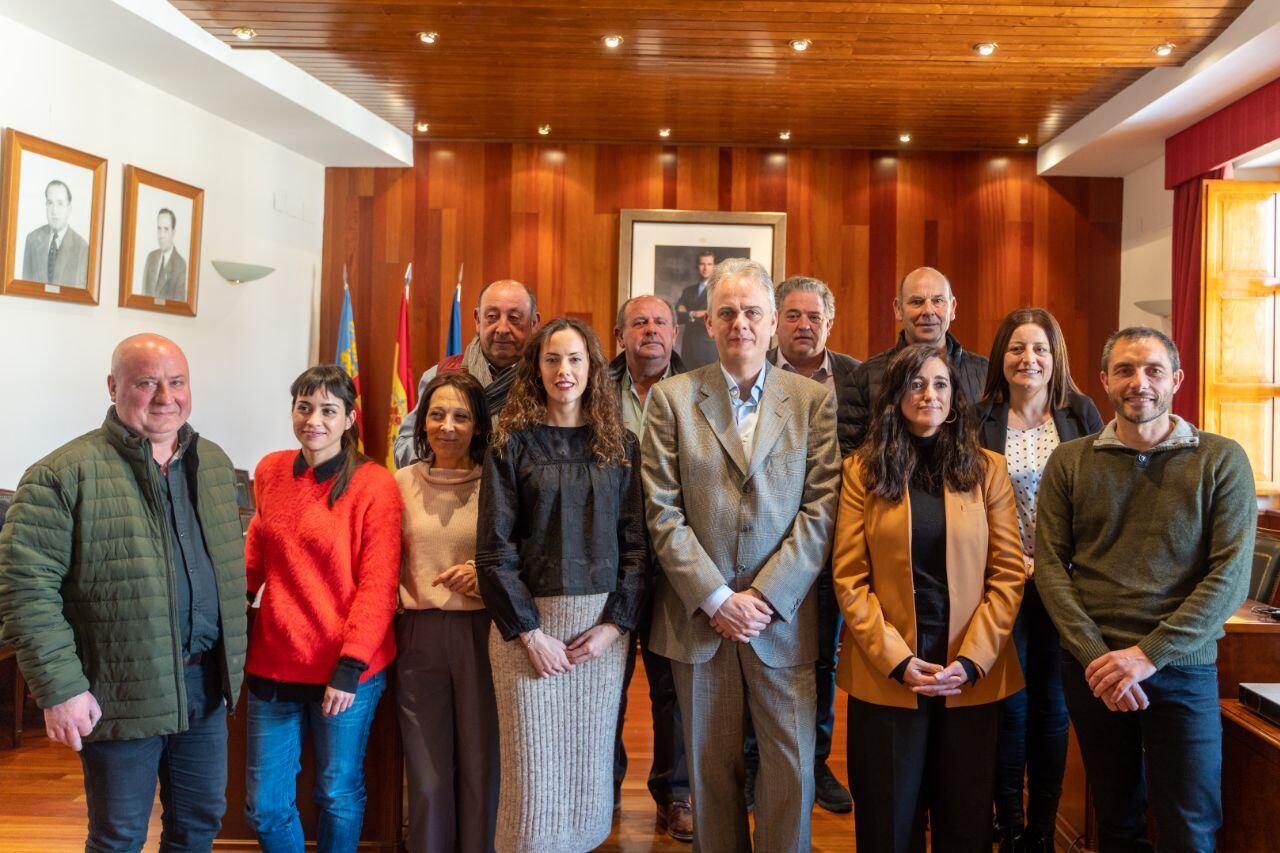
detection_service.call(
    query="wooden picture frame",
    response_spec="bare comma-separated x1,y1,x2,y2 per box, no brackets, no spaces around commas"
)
617,208,786,368
0,129,107,305
119,165,203,316
233,468,254,513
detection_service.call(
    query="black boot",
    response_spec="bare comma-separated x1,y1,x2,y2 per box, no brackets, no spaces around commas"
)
1017,826,1055,853
994,822,1025,853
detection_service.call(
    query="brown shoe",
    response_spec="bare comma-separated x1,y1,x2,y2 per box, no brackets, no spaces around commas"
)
657,800,694,843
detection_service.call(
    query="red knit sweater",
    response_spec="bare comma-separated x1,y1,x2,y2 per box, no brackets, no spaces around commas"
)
245,450,403,685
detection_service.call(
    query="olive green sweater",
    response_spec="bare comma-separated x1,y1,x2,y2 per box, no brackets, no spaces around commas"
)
1034,416,1254,669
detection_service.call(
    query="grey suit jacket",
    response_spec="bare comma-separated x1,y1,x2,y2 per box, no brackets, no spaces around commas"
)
641,362,841,668
21,225,89,287
141,248,187,300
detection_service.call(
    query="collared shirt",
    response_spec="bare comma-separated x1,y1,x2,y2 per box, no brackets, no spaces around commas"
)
720,360,768,456
292,450,344,482
776,348,835,393
154,435,221,658
621,362,674,438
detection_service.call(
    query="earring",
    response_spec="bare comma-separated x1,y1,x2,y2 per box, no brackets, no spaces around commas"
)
944,409,958,424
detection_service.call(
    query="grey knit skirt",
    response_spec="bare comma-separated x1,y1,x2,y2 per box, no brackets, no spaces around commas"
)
488,593,626,853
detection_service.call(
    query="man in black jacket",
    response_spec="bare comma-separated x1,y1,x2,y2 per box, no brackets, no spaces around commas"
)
610,294,693,842
848,266,988,449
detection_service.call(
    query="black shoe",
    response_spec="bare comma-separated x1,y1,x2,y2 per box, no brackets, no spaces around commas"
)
1017,827,1054,853
813,762,852,813
744,763,757,812
994,823,1024,853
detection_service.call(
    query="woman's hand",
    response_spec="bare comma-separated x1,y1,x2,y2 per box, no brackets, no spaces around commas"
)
566,624,624,665
903,658,966,697
521,629,574,677
321,686,356,717
433,562,480,598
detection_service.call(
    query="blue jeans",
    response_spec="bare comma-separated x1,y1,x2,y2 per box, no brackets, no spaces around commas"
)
80,658,228,852
245,670,386,853
1061,655,1222,853
995,581,1069,832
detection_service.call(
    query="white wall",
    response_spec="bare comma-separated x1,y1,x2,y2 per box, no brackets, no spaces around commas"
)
0,14,322,485
1119,155,1175,332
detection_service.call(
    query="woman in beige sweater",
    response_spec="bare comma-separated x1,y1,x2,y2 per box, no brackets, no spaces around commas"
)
395,371,497,853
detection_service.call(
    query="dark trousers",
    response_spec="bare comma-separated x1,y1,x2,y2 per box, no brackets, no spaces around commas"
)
994,581,1069,832
744,565,840,768
80,659,227,852
846,694,1000,853
615,611,689,807
1061,655,1222,853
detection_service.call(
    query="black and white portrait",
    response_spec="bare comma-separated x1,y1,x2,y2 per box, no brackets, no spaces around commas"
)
130,185,194,302
13,152,94,288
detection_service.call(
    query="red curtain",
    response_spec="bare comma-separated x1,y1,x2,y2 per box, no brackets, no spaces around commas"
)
1169,166,1229,423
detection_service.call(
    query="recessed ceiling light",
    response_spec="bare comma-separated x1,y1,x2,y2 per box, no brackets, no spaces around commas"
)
1152,42,1175,57
418,31,438,44
602,34,624,49
658,128,671,138
538,124,551,136
779,131,791,141
899,133,911,143
1018,134,1030,145
416,122,430,134
789,39,811,52
973,42,998,56
232,27,256,41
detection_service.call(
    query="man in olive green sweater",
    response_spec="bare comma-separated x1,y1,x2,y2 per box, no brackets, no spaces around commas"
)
0,334,247,851
1035,327,1254,853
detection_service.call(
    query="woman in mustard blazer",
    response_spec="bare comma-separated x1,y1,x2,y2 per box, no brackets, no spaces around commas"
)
833,343,1026,852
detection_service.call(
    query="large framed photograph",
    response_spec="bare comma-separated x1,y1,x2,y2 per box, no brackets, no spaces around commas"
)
617,209,786,369
119,165,203,316
0,129,106,305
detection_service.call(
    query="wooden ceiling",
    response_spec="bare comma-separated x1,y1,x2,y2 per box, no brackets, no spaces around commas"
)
175,1,1250,150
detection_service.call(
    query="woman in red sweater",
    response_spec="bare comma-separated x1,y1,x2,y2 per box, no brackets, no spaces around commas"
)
243,364,402,853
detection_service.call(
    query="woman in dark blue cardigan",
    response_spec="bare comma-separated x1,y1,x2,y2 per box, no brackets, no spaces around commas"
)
976,308,1103,853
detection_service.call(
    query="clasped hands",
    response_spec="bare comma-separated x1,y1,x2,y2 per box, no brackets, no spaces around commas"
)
1086,646,1156,712
901,658,969,697
710,589,773,643
520,623,623,678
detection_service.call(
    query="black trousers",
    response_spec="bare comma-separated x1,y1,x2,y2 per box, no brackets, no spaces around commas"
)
614,612,690,807
846,694,1000,853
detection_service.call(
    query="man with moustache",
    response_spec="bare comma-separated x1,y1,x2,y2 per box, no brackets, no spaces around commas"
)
675,250,719,369
609,294,692,841
642,258,840,851
847,266,988,449
0,333,248,850
1034,327,1254,852
394,279,540,467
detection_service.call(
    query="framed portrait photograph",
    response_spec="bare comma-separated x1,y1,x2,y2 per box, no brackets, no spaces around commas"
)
617,209,786,369
0,129,107,305
233,468,254,513
119,165,203,316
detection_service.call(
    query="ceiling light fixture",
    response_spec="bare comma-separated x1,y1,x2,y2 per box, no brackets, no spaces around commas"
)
973,42,998,56
779,130,791,141
658,128,671,138
603,34,624,48
1152,42,1175,57
1018,134,1030,145
538,124,551,136
789,39,811,52
418,31,438,44
232,27,257,41
899,133,911,144
416,122,430,134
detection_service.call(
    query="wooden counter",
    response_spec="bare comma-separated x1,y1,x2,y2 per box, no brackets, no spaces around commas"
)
1219,699,1280,853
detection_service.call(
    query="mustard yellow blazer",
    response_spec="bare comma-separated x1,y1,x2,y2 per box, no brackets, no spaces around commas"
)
833,448,1025,709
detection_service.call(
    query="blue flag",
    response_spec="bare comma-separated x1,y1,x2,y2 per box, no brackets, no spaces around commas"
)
447,283,462,357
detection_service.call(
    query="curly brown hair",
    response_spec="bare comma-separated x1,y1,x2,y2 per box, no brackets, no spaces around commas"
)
858,344,987,501
491,317,629,467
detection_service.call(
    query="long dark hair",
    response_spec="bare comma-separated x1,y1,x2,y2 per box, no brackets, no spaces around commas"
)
980,307,1081,408
412,371,491,466
289,365,369,507
858,344,986,501
492,317,629,467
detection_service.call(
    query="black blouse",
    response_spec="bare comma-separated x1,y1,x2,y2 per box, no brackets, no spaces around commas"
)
476,425,649,641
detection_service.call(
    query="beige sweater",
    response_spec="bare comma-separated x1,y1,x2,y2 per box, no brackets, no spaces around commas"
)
396,462,485,611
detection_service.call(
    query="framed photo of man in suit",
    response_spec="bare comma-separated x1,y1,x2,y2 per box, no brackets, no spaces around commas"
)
0,128,107,305
617,209,786,368
119,165,203,316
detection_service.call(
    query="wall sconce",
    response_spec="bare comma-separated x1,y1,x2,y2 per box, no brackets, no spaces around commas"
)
212,260,275,284
1134,299,1172,318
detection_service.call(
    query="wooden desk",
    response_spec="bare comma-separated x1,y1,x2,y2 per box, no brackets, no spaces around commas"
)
1219,699,1280,853
1220,599,1280,698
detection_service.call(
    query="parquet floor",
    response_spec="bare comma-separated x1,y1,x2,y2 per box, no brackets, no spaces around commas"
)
0,661,857,851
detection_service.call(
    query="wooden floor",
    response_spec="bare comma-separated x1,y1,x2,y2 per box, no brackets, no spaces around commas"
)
0,661,857,851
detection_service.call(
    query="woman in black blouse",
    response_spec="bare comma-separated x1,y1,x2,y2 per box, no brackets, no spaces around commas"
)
476,316,648,853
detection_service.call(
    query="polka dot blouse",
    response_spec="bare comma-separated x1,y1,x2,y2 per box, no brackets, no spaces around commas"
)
1005,419,1060,560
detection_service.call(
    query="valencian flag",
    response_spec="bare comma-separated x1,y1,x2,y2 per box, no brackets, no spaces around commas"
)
447,264,463,357
335,272,365,451
386,264,416,468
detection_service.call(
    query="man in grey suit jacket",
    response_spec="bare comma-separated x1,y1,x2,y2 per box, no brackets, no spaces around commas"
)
140,209,188,300
641,258,841,852
21,180,89,288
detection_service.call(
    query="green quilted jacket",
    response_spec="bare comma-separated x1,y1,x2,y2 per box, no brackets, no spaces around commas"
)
0,408,248,741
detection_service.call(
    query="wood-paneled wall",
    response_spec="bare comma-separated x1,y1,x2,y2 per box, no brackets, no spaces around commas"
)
321,143,1121,464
